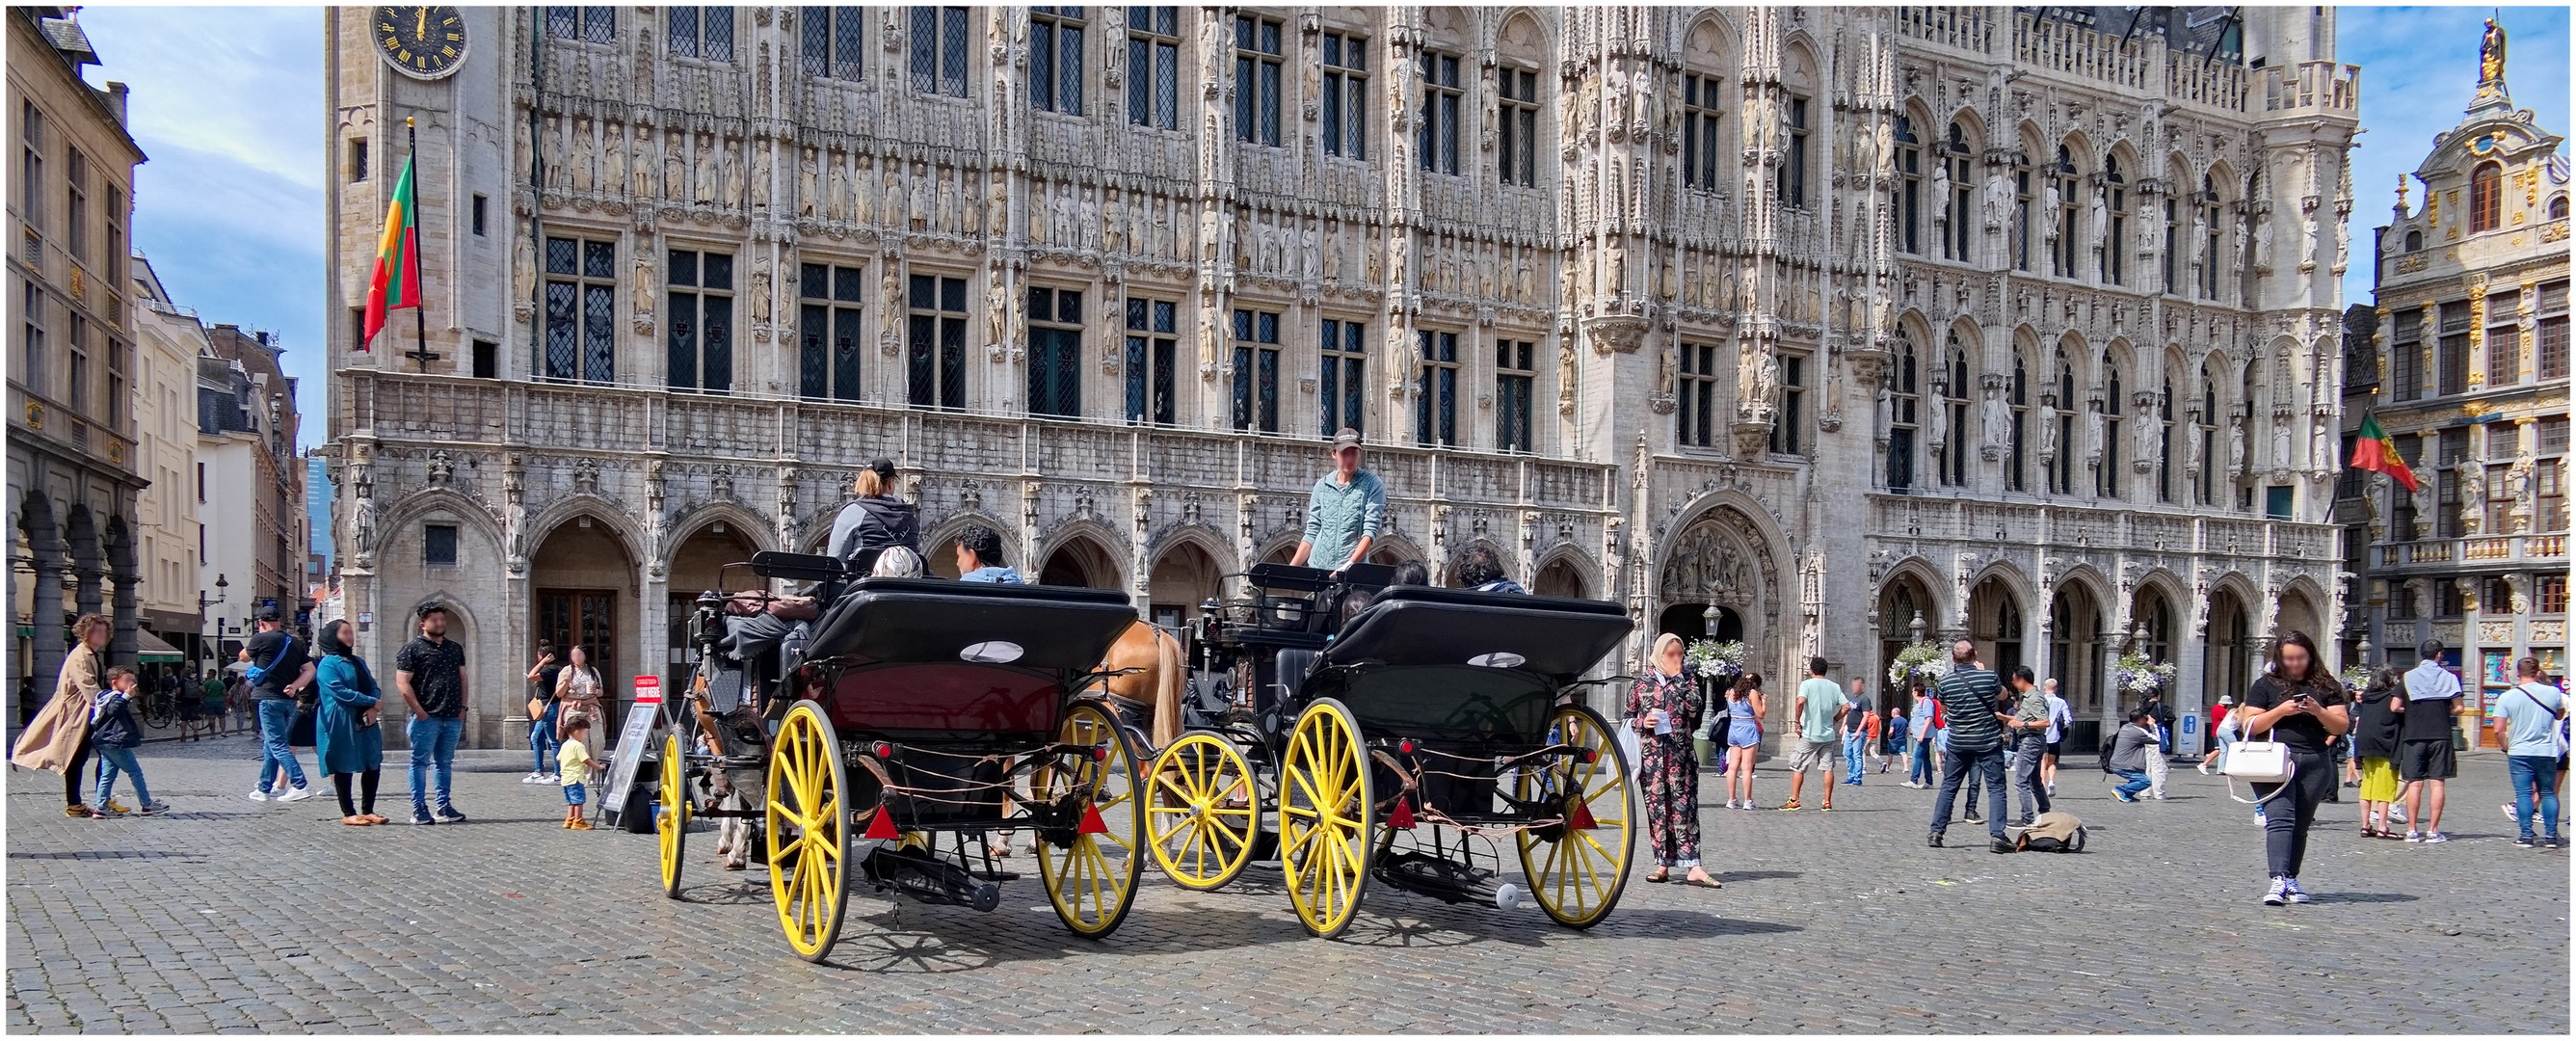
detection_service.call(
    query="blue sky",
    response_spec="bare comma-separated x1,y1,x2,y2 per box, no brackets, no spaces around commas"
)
2337,6,2568,306
76,5,324,445
64,5,2570,453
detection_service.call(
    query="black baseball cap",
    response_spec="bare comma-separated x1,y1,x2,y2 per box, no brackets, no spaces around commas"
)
254,605,282,623
867,457,898,483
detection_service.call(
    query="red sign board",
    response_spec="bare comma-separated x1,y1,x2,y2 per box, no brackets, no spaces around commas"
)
633,675,662,706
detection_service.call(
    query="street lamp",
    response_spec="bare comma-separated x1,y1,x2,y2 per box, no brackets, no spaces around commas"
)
1701,603,1719,640
197,574,227,681
1909,610,1927,645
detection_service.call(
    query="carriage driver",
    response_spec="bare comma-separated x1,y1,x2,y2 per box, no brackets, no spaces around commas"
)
1290,428,1385,576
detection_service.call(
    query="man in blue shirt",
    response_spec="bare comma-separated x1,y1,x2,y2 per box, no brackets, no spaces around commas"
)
1291,428,1385,574
1451,544,1526,594
951,524,1025,584
2488,655,2566,848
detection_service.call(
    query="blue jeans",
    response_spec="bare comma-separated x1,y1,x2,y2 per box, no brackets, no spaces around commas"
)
94,745,152,806
1909,736,1935,785
1843,734,1867,783
407,715,465,814
2011,734,2052,820
2112,768,2153,799
529,719,557,774
253,699,307,793
2509,755,2563,841
1930,746,2008,841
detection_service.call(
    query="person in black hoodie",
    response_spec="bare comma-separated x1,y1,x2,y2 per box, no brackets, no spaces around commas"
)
826,458,921,574
2350,665,2407,839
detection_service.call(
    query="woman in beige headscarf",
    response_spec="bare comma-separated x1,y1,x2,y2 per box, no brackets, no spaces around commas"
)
13,614,113,815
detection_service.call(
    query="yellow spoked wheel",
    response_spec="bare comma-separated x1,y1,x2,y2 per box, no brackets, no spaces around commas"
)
1513,704,1634,929
1279,697,1372,939
1033,702,1144,939
1146,732,1259,891
656,732,689,899
765,701,848,962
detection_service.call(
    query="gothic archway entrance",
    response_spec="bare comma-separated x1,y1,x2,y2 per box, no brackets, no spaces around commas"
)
1038,534,1121,589
1657,505,1784,727
530,515,638,730
1968,577,2025,681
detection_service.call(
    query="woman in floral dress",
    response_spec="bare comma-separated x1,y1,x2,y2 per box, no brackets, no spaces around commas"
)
1627,633,1718,888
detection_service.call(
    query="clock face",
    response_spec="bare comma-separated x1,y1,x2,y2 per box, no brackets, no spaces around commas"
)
373,6,467,80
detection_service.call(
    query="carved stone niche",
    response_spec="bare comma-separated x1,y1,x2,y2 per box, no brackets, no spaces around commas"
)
1583,314,1648,356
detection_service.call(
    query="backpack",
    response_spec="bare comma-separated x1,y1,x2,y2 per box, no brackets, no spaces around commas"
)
2097,726,2120,774
2017,812,2087,853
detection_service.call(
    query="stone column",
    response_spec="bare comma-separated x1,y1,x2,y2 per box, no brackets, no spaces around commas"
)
26,551,63,727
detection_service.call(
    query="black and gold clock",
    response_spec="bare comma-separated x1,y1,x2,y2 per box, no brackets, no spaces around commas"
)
372,6,468,80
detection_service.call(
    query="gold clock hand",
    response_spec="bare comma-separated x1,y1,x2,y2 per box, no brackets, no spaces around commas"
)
415,7,426,38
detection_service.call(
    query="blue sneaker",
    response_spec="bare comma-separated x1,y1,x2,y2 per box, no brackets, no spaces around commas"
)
2262,877,2289,906
2281,878,2313,904
409,810,438,826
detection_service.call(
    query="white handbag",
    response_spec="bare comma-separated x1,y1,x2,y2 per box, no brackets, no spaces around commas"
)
2222,719,2296,806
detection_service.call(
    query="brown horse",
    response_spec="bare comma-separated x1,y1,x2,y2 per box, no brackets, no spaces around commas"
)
1098,619,1184,752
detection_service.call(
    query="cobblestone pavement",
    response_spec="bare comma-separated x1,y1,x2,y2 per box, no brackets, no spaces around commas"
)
8,734,2567,1033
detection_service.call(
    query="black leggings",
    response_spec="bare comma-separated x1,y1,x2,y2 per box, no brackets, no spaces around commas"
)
332,769,382,816
2253,748,2334,878
66,731,93,806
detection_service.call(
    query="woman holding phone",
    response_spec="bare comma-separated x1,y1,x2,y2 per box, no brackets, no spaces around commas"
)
2236,629,2349,905
1626,634,1715,888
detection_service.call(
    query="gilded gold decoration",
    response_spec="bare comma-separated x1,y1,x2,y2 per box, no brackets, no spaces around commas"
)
24,401,41,429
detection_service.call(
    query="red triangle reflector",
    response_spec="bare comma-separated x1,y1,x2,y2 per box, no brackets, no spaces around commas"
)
1389,799,1417,830
863,806,898,841
1567,799,1598,831
1077,805,1110,835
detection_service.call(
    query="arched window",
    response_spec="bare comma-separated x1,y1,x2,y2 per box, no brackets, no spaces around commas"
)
1888,331,1920,490
2102,155,2128,285
2054,145,2083,277
2198,379,2218,506
2014,148,2034,271
2098,353,2123,497
1944,122,1975,261
2200,174,2222,300
2162,187,2180,292
2006,351,2030,492
2551,195,2570,221
2470,162,2503,233
2404,228,2424,252
1895,117,1923,254
2157,375,2175,502
2048,353,2078,494
1683,70,1723,192
1941,337,1972,487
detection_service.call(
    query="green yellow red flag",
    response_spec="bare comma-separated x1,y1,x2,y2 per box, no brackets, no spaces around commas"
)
2348,413,2419,493
360,151,420,349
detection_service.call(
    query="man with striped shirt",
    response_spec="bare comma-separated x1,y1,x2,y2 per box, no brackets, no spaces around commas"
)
1928,639,2013,852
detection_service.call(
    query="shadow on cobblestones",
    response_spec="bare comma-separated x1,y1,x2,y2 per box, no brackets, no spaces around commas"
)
7,849,203,860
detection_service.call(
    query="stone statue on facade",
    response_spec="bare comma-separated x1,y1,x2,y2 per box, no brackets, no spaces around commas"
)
2085,399,2106,467
2459,460,2486,530
2034,395,2059,463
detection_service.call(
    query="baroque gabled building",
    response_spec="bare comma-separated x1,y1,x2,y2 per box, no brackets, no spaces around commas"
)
2349,18,2568,717
325,6,2355,752
9,7,145,719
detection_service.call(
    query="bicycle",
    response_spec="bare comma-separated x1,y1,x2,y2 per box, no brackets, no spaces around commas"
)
141,687,175,730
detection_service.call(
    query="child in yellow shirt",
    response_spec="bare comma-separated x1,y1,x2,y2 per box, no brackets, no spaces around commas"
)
555,717,601,830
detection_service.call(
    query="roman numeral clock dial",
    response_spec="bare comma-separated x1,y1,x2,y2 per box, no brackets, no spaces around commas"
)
373,6,467,80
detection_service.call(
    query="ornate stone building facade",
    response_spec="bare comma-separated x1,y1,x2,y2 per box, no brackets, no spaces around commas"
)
325,6,2356,751
9,8,145,719
2349,20,2568,717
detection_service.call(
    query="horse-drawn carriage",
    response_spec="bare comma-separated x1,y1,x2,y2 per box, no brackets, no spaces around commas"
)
1145,563,1638,938
655,551,1147,961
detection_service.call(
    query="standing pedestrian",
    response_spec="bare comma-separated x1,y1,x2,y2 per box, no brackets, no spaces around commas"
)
1720,674,1766,810
1785,657,1846,812
2198,696,2241,773
200,668,229,736
12,614,113,815
556,716,601,830
240,607,316,804
2142,707,2173,800
2396,639,2461,843
87,666,167,816
1628,634,1716,887
523,642,562,784
313,619,387,827
1841,679,1871,786
552,644,604,736
2240,629,2346,905
1882,702,1907,775
394,602,469,825
2142,689,2176,756
2006,666,2052,825
2108,707,2159,802
2041,679,2073,795
2349,668,2405,838
1904,685,1938,788
1927,640,2011,853
2488,656,2565,849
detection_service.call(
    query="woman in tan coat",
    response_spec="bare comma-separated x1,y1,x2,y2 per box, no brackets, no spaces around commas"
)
13,614,113,815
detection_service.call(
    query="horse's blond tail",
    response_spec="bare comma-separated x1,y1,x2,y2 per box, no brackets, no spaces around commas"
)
1153,626,1184,751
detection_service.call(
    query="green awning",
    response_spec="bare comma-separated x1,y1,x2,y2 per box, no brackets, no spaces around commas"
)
133,629,185,663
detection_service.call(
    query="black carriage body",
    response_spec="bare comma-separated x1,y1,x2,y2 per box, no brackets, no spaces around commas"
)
794,578,1136,829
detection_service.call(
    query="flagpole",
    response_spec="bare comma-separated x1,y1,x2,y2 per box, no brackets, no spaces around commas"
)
409,117,430,374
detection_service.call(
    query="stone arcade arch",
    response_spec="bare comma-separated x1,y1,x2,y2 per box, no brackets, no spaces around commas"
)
1147,537,1227,629
1654,501,1789,732
662,514,762,693
1037,531,1124,590
527,512,642,737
